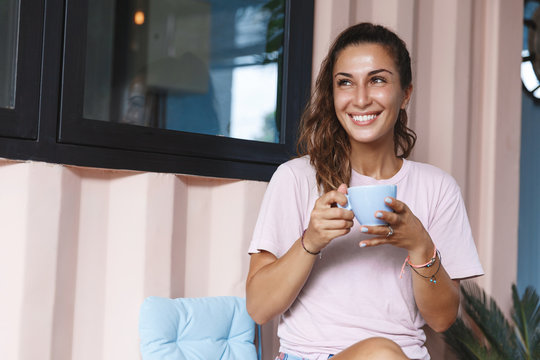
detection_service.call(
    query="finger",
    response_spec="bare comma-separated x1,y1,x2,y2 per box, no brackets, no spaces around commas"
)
313,207,354,222
359,237,389,248
337,183,348,194
359,225,373,234
318,190,348,208
327,207,354,220
325,219,354,230
318,216,355,229
360,224,392,237
383,196,407,213
334,190,349,208
311,216,354,231
373,210,399,225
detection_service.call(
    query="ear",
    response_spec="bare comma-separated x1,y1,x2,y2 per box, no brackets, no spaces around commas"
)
401,84,413,109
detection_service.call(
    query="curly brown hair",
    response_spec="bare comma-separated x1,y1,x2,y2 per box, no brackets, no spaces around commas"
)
297,23,417,193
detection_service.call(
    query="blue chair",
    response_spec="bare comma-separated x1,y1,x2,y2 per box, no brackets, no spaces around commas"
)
139,296,261,360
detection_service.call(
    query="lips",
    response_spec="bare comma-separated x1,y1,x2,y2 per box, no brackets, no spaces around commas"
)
349,113,379,125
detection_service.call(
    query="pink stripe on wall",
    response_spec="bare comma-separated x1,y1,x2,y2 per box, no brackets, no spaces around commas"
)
0,160,267,359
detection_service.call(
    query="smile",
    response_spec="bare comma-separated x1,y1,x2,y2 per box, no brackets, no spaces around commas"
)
350,113,379,125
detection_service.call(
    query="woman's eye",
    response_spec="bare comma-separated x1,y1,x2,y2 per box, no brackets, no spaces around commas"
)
371,76,386,84
337,79,352,86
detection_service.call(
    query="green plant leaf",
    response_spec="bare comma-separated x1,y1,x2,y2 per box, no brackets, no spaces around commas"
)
444,317,492,359
511,284,540,359
460,282,517,358
443,282,540,360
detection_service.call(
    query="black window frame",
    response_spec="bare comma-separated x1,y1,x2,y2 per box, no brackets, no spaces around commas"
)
0,0,314,181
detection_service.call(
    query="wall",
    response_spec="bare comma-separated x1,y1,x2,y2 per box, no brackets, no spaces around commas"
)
0,0,523,359
0,159,267,359
518,91,540,293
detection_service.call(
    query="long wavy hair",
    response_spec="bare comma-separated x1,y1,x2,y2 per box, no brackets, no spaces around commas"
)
297,23,417,193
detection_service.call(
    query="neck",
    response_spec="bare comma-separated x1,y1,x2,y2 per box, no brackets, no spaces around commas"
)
349,141,402,180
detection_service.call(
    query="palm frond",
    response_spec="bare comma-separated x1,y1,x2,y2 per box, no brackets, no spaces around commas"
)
444,283,540,360
511,284,540,359
459,282,517,358
444,316,492,359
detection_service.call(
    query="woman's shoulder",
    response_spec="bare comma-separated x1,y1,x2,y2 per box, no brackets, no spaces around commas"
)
405,159,460,189
269,156,317,191
406,159,453,179
275,156,315,179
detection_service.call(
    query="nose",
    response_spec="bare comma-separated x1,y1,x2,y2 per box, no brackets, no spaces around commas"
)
354,85,371,108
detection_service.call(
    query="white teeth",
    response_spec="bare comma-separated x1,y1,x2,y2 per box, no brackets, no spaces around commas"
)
352,114,377,122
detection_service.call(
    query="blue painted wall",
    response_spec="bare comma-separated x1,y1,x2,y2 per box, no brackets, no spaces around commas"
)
517,90,540,294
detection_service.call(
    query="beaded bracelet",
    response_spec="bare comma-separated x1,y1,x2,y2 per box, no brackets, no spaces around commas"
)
410,251,442,284
408,246,438,268
300,229,321,258
399,246,439,280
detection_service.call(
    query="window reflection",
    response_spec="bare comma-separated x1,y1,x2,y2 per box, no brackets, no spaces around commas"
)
83,0,284,143
0,0,20,109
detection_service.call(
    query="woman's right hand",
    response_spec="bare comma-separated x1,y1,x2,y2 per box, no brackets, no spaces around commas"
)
303,184,355,253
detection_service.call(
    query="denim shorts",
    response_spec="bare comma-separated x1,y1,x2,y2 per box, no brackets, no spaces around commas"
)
275,353,334,360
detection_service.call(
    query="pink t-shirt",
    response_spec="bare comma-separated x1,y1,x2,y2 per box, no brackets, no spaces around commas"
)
248,156,484,360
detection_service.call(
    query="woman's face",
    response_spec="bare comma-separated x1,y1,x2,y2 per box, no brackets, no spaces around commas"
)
332,43,412,150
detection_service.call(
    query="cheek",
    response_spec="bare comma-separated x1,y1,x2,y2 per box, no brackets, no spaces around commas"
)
371,89,390,101
373,90,402,109
333,91,351,109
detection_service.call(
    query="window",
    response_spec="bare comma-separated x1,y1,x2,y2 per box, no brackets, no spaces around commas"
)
0,0,42,139
0,0,19,110
0,0,314,181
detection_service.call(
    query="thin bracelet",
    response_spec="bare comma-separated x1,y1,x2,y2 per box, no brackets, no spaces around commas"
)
409,246,438,268
300,229,321,258
410,251,442,284
399,247,438,279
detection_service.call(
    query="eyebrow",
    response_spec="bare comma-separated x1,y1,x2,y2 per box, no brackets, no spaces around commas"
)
334,69,393,78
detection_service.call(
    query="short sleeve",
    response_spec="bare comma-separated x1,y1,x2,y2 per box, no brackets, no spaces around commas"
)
428,176,484,280
248,160,313,258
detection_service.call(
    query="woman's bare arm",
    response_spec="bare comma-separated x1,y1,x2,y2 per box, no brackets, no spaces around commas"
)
246,242,317,324
246,186,354,324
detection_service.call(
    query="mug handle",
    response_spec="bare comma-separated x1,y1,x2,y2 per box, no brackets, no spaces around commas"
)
337,194,352,210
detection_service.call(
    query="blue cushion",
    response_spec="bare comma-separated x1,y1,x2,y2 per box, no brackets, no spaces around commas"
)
139,296,257,360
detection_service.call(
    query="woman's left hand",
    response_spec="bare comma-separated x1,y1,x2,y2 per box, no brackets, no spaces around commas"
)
358,197,434,261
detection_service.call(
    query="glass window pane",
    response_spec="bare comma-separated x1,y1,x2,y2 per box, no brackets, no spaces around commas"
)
0,0,20,109
83,0,285,143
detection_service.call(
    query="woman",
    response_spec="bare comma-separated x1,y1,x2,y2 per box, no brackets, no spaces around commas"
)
246,23,483,360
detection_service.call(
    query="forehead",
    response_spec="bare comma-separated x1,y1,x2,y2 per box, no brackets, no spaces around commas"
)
333,43,397,73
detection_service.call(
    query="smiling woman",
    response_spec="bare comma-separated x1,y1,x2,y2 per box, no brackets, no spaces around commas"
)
246,23,484,360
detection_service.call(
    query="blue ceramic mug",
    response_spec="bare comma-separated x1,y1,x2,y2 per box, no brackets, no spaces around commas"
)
339,184,397,226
